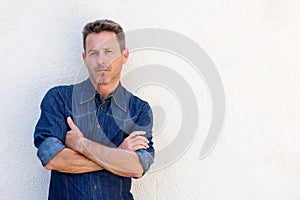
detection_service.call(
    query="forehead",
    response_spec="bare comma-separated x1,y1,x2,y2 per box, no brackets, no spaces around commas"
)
85,31,119,50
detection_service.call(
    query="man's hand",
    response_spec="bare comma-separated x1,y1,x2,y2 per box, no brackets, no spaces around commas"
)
65,118,147,177
118,131,149,151
65,117,85,153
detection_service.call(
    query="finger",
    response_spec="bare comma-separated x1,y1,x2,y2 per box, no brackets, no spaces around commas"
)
123,136,149,146
126,144,146,151
67,117,77,130
129,138,149,148
128,131,146,138
66,130,74,136
132,144,149,151
131,136,149,144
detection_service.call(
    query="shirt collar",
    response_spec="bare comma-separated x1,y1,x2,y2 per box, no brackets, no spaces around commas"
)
111,82,127,112
79,78,128,112
79,79,97,104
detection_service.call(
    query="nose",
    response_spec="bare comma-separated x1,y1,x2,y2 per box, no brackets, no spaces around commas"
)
97,54,106,66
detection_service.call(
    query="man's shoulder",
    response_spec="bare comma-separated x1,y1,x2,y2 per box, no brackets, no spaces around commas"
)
45,79,91,96
122,87,151,112
120,85,149,105
129,93,149,106
41,83,76,104
45,84,74,97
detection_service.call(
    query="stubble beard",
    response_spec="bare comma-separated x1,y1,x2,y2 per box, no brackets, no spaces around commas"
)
94,73,111,85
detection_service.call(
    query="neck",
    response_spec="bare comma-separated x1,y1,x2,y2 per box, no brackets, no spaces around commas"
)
90,78,119,100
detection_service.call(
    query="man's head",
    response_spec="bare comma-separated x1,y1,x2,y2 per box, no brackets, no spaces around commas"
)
82,19,125,52
82,19,129,88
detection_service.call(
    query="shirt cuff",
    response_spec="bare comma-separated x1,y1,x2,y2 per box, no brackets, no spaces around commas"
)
37,137,66,166
136,149,154,174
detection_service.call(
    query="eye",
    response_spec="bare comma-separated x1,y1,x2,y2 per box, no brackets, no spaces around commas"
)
105,49,113,54
89,51,98,56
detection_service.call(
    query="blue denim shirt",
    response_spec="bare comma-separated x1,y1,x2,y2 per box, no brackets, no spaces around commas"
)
34,79,154,200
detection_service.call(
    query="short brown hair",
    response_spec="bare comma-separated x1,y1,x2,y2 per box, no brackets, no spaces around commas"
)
82,19,125,52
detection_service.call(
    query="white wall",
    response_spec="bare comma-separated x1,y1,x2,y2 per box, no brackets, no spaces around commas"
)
1,0,300,199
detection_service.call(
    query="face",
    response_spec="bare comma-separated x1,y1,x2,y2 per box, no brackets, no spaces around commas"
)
82,31,129,87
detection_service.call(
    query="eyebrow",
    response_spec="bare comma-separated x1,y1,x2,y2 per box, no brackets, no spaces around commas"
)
87,47,113,54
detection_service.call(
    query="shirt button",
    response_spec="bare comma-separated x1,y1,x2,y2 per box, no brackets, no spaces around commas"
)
97,124,100,129
93,184,97,189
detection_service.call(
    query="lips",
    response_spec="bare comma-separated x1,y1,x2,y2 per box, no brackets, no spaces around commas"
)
96,69,108,72
95,66,110,72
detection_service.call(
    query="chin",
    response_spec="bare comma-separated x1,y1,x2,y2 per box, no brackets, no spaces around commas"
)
95,77,112,85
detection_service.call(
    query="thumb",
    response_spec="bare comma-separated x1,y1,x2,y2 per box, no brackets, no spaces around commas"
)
67,117,77,130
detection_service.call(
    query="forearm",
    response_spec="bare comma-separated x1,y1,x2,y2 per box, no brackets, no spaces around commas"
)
80,138,144,178
45,148,103,174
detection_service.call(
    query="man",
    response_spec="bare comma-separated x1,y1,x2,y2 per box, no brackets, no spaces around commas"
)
34,19,154,200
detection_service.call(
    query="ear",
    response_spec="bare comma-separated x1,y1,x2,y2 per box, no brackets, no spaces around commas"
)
122,48,129,64
82,52,87,65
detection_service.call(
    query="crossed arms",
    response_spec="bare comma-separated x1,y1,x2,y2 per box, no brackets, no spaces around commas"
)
45,117,149,178
45,117,148,178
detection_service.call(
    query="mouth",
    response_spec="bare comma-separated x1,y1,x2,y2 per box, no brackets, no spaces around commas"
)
95,67,110,73
96,69,108,72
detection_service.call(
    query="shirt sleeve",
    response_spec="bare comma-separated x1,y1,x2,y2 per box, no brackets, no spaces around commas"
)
37,137,65,166
34,87,68,166
133,102,155,174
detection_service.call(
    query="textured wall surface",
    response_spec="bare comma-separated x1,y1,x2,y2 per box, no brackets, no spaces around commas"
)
1,0,300,199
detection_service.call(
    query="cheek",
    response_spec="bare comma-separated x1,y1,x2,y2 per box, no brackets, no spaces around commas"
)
112,63,122,72
110,59,122,69
85,59,96,69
